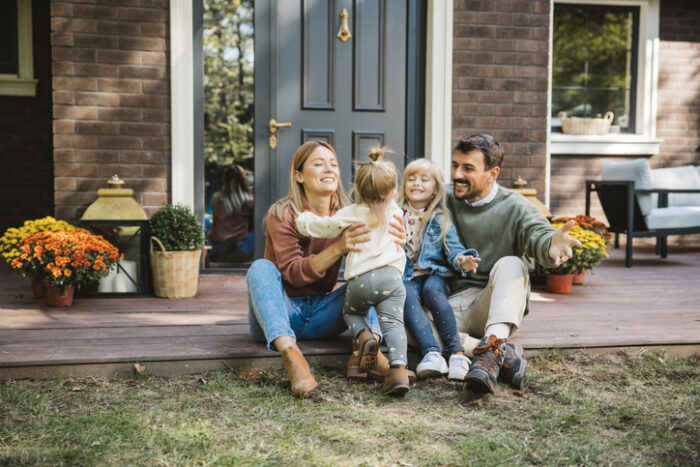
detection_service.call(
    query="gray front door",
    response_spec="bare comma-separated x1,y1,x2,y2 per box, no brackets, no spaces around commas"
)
254,0,420,257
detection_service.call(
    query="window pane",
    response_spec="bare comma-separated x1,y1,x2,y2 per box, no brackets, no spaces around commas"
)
0,1,19,74
552,5,638,132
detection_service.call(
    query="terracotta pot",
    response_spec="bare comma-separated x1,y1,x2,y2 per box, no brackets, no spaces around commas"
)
573,270,587,285
31,279,49,299
546,273,573,294
46,285,75,307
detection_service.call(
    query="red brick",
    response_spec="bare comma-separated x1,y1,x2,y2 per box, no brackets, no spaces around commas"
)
497,27,532,40
54,105,98,120
51,3,74,16
54,134,99,149
140,23,167,37
53,120,75,134
98,107,141,121
97,50,141,65
74,34,120,49
53,18,97,33
143,165,168,178
52,62,74,76
99,136,143,149
476,91,513,103
140,52,167,66
54,76,98,91
119,95,164,108
141,137,169,150
55,191,97,206
75,121,120,135
118,7,166,22
129,178,167,192
55,206,83,221
121,150,166,163
76,178,110,192
496,0,533,13
54,177,77,191
493,79,530,91
478,39,515,52
53,91,75,105
142,80,169,95
475,116,512,129
120,123,166,136
119,37,166,51
54,149,76,163
142,192,168,206
51,32,74,47
514,40,547,53
75,63,119,77
477,12,514,26
118,65,165,79
75,150,120,163
494,53,532,65
97,78,141,93
98,164,143,178
493,104,531,116
75,92,119,106
95,20,140,35
54,163,99,177
53,47,96,63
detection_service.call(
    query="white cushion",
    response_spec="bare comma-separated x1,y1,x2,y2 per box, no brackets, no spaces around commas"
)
645,206,700,230
601,159,653,216
650,165,700,207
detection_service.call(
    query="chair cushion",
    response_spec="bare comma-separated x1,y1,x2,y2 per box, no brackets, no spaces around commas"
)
650,165,700,207
601,159,653,216
645,206,700,230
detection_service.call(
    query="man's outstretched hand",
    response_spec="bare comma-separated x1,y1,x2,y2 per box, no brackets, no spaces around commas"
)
548,220,582,266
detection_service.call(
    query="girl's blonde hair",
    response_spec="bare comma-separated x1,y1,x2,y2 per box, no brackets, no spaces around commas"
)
353,147,397,228
265,140,351,228
398,158,452,247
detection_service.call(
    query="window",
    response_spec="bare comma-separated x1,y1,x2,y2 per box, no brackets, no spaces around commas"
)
552,4,639,133
0,0,37,97
550,0,661,156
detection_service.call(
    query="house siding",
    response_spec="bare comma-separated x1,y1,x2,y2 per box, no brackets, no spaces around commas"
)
549,0,700,223
451,0,550,195
0,0,54,232
50,0,170,221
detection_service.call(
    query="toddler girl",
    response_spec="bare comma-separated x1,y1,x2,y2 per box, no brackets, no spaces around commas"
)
296,149,409,396
399,159,480,380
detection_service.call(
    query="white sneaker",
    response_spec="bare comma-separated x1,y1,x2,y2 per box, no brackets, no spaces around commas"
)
416,351,448,379
448,353,471,381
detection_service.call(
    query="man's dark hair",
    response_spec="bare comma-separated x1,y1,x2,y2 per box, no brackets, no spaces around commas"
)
453,134,504,170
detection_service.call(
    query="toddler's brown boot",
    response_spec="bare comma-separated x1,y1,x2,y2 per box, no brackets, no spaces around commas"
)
346,338,367,380
281,344,318,398
383,365,410,397
356,328,379,371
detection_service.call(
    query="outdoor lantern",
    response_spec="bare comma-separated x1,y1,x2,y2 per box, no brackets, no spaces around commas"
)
80,175,151,296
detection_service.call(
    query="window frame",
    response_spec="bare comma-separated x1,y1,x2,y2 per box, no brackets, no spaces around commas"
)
0,0,38,97
549,0,661,156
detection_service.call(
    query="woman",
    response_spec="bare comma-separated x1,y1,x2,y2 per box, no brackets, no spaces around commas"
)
246,140,405,397
207,164,254,262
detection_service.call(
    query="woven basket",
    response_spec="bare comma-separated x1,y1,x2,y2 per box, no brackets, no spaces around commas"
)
558,111,614,135
150,236,202,298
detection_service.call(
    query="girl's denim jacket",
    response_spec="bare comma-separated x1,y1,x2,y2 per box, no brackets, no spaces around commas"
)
403,210,478,281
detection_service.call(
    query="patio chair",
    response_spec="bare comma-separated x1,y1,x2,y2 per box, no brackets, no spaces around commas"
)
585,159,700,267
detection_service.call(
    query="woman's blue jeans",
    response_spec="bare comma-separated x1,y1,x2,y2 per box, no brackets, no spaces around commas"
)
247,259,381,351
403,274,464,357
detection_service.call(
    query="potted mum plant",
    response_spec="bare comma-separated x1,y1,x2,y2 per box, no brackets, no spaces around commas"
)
11,229,123,306
1,217,77,298
551,216,610,285
544,252,578,294
148,204,204,298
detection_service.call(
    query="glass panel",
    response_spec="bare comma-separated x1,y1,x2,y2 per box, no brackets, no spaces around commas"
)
0,1,19,74
203,0,255,269
552,5,637,131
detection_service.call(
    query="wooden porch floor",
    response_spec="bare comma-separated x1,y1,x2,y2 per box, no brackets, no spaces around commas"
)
1,244,699,380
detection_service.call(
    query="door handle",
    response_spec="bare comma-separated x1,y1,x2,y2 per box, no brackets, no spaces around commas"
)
268,119,292,149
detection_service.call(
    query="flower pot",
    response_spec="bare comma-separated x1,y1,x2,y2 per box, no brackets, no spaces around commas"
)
573,270,587,285
546,274,573,294
46,285,75,307
31,279,49,299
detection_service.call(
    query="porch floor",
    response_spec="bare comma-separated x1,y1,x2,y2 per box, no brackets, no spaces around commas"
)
1,245,699,380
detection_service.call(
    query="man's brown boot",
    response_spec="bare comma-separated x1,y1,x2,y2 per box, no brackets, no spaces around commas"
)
356,328,379,371
347,339,368,380
383,365,410,397
280,344,318,398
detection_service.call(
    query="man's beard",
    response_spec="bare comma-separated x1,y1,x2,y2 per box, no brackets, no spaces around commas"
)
452,178,470,200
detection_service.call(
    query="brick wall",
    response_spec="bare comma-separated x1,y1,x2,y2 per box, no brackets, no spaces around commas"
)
550,0,700,226
0,0,53,232
50,0,170,220
452,0,550,194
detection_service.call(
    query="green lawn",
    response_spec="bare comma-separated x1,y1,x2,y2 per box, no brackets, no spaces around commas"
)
1,349,698,466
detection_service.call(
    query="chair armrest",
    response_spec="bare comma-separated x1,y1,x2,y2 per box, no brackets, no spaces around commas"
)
635,188,700,194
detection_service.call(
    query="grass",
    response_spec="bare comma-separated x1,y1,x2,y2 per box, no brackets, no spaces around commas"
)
1,349,698,466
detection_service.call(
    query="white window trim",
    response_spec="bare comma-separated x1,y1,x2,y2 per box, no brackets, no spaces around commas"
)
170,0,195,210
0,0,38,97
549,0,661,156
425,0,453,181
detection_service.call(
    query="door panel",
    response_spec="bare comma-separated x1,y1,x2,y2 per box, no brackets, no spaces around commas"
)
255,0,410,257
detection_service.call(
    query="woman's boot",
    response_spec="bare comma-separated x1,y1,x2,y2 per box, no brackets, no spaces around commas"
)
383,365,410,397
275,336,317,398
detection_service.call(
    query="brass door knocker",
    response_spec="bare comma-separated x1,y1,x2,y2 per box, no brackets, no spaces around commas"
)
337,8,351,42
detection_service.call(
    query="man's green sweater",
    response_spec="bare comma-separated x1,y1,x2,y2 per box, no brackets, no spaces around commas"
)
447,185,557,294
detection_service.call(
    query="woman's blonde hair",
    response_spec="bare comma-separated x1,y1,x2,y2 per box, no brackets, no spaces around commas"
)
353,147,397,228
212,164,253,216
266,140,351,228
398,158,452,247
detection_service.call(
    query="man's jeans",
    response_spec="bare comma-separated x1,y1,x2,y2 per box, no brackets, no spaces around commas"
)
403,274,463,357
247,259,381,351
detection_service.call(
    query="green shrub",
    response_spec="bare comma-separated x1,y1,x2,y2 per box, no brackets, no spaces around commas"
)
149,204,204,251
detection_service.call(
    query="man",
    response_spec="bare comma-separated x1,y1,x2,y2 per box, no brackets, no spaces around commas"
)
446,134,579,394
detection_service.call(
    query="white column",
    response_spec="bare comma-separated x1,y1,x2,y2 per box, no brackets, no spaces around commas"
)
169,0,195,210
425,0,453,181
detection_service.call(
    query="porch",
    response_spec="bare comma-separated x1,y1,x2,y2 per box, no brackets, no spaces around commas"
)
1,244,699,381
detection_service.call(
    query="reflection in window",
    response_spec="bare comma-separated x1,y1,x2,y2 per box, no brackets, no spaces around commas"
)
203,0,254,269
552,4,638,132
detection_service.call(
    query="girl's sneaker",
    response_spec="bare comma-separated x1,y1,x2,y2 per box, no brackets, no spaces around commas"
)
416,351,448,379
447,353,471,381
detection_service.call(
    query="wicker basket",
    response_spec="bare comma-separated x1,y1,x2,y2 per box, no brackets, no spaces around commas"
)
150,236,202,298
558,111,614,135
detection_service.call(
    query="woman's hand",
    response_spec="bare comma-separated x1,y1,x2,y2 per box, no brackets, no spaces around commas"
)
338,221,371,253
388,213,407,248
